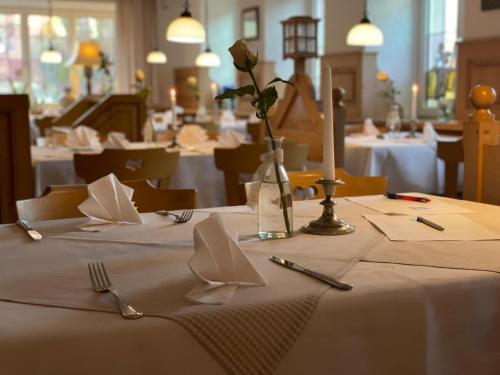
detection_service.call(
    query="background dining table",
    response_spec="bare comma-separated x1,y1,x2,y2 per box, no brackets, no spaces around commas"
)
1,197,500,374
31,141,227,208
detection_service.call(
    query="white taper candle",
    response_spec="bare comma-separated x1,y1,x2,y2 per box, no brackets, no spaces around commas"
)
170,87,177,130
411,83,418,121
323,65,335,180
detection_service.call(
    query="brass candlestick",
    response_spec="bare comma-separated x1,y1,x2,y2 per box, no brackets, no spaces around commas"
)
300,178,356,235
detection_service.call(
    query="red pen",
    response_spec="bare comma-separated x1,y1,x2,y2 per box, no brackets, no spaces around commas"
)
386,193,431,203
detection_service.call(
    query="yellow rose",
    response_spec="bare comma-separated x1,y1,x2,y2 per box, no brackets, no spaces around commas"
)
135,69,145,82
377,71,388,82
229,39,258,71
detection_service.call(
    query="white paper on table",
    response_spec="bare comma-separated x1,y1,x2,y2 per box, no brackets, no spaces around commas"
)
217,130,245,148
78,173,142,231
364,213,500,241
177,125,208,145
66,125,101,149
186,213,267,304
102,132,130,149
363,118,380,135
423,122,438,143
347,194,474,215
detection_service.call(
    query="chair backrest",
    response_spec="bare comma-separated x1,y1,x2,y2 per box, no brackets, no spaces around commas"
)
287,169,387,200
214,142,309,205
437,139,464,198
74,148,179,185
0,94,33,223
16,180,196,221
463,85,500,204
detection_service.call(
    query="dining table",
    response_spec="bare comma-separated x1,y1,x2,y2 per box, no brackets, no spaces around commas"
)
343,134,464,194
30,141,227,208
2,196,500,374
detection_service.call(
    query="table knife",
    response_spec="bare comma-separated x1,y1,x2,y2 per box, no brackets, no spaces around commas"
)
270,256,353,290
16,220,43,241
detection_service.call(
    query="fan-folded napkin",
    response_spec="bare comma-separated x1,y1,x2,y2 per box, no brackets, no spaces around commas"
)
423,122,438,143
217,130,245,148
186,213,267,304
177,125,208,145
66,125,101,149
78,174,142,230
102,132,130,149
363,118,380,135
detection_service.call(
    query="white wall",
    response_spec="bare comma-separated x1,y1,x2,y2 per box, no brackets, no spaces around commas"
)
459,0,500,40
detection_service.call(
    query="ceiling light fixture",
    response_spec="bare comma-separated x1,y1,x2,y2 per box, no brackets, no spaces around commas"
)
346,0,384,47
166,0,206,44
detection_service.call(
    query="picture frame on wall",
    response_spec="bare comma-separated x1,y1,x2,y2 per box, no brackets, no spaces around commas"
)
242,7,259,40
481,0,500,10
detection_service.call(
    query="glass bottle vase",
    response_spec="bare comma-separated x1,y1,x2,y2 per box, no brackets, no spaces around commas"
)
257,137,293,239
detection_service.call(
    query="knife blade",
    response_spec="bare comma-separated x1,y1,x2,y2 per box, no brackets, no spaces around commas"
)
270,256,353,290
16,220,42,241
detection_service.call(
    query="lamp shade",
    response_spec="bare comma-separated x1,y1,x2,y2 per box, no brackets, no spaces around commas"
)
40,47,62,64
147,49,167,64
195,48,220,67
166,13,206,44
67,40,101,66
346,20,383,46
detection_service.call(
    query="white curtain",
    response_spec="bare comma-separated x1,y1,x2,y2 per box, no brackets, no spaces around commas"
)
115,0,157,102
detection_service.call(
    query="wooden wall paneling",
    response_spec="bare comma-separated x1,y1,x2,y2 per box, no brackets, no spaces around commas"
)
0,95,33,223
174,67,212,111
71,95,146,141
456,38,500,120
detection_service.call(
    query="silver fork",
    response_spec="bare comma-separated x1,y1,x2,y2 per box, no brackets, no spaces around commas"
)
156,210,194,223
88,262,143,319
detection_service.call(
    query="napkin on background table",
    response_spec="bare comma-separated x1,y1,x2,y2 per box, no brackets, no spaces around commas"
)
362,118,380,135
102,132,130,149
217,130,245,148
78,173,143,231
186,213,267,304
423,122,439,143
177,124,209,145
66,125,101,149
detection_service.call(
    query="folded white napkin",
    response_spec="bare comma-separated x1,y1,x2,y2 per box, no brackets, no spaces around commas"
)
217,130,245,148
102,132,130,149
423,122,438,143
78,174,143,231
177,125,208,145
362,118,380,136
195,104,211,123
66,125,101,149
186,213,267,304
220,110,236,122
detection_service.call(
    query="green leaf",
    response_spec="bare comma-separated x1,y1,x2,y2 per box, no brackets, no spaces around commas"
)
266,77,294,87
260,86,278,111
215,85,255,100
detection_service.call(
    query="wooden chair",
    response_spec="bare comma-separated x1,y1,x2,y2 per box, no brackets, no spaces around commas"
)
0,95,33,223
287,169,387,200
214,142,309,205
74,148,180,186
16,180,196,222
463,85,500,205
437,139,464,198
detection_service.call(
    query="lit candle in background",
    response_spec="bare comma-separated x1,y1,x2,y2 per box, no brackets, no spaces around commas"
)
210,82,218,98
322,65,335,180
411,83,418,121
170,87,177,130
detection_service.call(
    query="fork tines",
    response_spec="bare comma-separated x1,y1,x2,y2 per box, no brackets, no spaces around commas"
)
178,210,193,223
88,262,111,291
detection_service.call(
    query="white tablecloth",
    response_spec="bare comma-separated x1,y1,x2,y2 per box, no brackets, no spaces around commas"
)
344,135,464,194
31,142,226,208
1,198,500,374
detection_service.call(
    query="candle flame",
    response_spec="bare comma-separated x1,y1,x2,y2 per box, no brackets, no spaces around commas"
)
412,83,419,92
170,88,176,96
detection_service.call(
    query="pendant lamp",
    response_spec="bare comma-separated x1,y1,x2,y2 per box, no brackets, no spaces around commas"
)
195,0,220,67
166,0,206,44
147,0,167,64
40,0,62,64
346,0,383,47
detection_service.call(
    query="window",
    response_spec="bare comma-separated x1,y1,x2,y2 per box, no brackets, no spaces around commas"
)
0,14,22,94
423,0,458,114
0,3,115,104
